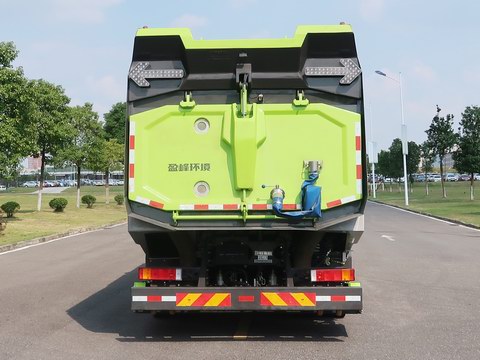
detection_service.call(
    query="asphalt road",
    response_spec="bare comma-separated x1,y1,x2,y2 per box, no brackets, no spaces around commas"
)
1,202,479,360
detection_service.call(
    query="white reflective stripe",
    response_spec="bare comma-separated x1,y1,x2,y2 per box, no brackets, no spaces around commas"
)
132,296,147,302
316,296,331,302
179,204,194,210
346,295,361,302
356,150,361,164
357,179,363,194
129,149,135,164
130,121,136,136
267,204,273,210
162,296,176,302
135,196,150,205
247,204,253,210
310,270,317,282
175,269,182,281
208,204,223,210
129,179,135,193
355,122,361,136
341,195,356,204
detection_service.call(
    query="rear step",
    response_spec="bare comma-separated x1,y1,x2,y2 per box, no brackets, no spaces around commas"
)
131,286,362,312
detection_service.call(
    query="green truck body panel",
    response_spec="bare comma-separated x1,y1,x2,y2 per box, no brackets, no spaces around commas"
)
135,25,352,49
129,103,361,211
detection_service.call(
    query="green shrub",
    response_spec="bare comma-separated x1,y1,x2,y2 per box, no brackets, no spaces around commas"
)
49,198,68,212
1,201,20,218
81,194,96,208
114,194,124,205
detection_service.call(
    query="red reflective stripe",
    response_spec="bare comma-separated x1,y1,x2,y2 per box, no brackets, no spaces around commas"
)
252,204,268,210
356,165,362,179
129,164,135,178
238,295,255,303
129,135,135,150
278,292,298,306
331,295,346,302
305,293,316,304
175,293,187,305
282,204,297,210
327,199,342,208
147,296,162,302
223,204,238,210
192,293,213,306
218,294,232,307
260,293,270,306
149,200,164,209
356,136,361,151
194,204,208,210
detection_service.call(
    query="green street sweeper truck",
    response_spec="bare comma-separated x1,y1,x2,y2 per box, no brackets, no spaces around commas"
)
127,25,365,316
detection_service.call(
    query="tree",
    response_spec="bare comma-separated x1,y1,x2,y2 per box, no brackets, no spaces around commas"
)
0,42,32,179
104,102,126,144
425,107,456,198
28,79,71,210
87,139,124,204
453,106,480,200
377,150,394,191
406,141,421,191
56,103,103,207
388,138,404,180
420,141,435,195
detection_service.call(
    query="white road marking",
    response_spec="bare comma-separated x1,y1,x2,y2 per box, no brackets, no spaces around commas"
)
0,222,127,256
371,201,480,232
381,234,395,242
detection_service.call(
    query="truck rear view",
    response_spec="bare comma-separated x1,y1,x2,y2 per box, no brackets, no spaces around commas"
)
127,25,365,316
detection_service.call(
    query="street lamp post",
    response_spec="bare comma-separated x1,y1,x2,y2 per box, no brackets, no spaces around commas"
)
375,70,409,206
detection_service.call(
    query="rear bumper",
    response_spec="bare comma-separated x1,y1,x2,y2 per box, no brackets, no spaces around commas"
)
131,285,362,312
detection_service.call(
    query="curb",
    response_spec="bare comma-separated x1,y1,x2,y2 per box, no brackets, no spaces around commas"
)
0,220,127,254
369,200,480,230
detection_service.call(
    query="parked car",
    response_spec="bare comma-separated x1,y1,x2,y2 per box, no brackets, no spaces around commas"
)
23,181,38,188
43,180,56,187
0,185,6,191
64,180,77,187
93,180,105,186
444,173,459,182
430,174,442,182
475,174,480,181
458,174,472,181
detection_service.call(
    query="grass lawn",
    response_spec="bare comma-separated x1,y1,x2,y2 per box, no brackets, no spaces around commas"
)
0,186,126,246
371,181,480,227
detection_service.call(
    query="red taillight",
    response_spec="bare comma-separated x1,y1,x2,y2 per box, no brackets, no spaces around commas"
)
138,267,182,281
310,269,355,282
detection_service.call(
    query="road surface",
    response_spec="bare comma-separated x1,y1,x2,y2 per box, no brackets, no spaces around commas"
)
1,202,479,360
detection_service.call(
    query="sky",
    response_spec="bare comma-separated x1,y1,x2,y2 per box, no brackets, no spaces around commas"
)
1,0,479,151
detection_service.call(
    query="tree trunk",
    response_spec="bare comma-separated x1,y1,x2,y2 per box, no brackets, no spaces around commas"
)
470,174,475,201
105,169,110,204
440,157,446,198
425,171,429,195
76,166,81,208
37,148,46,211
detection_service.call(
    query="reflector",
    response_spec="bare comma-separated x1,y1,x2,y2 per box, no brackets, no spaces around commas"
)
310,269,355,282
138,267,182,281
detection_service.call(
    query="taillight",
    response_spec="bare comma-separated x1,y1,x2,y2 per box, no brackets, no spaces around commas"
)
138,267,182,281
310,269,355,282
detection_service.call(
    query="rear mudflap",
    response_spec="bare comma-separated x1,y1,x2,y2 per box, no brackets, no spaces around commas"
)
131,286,362,312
